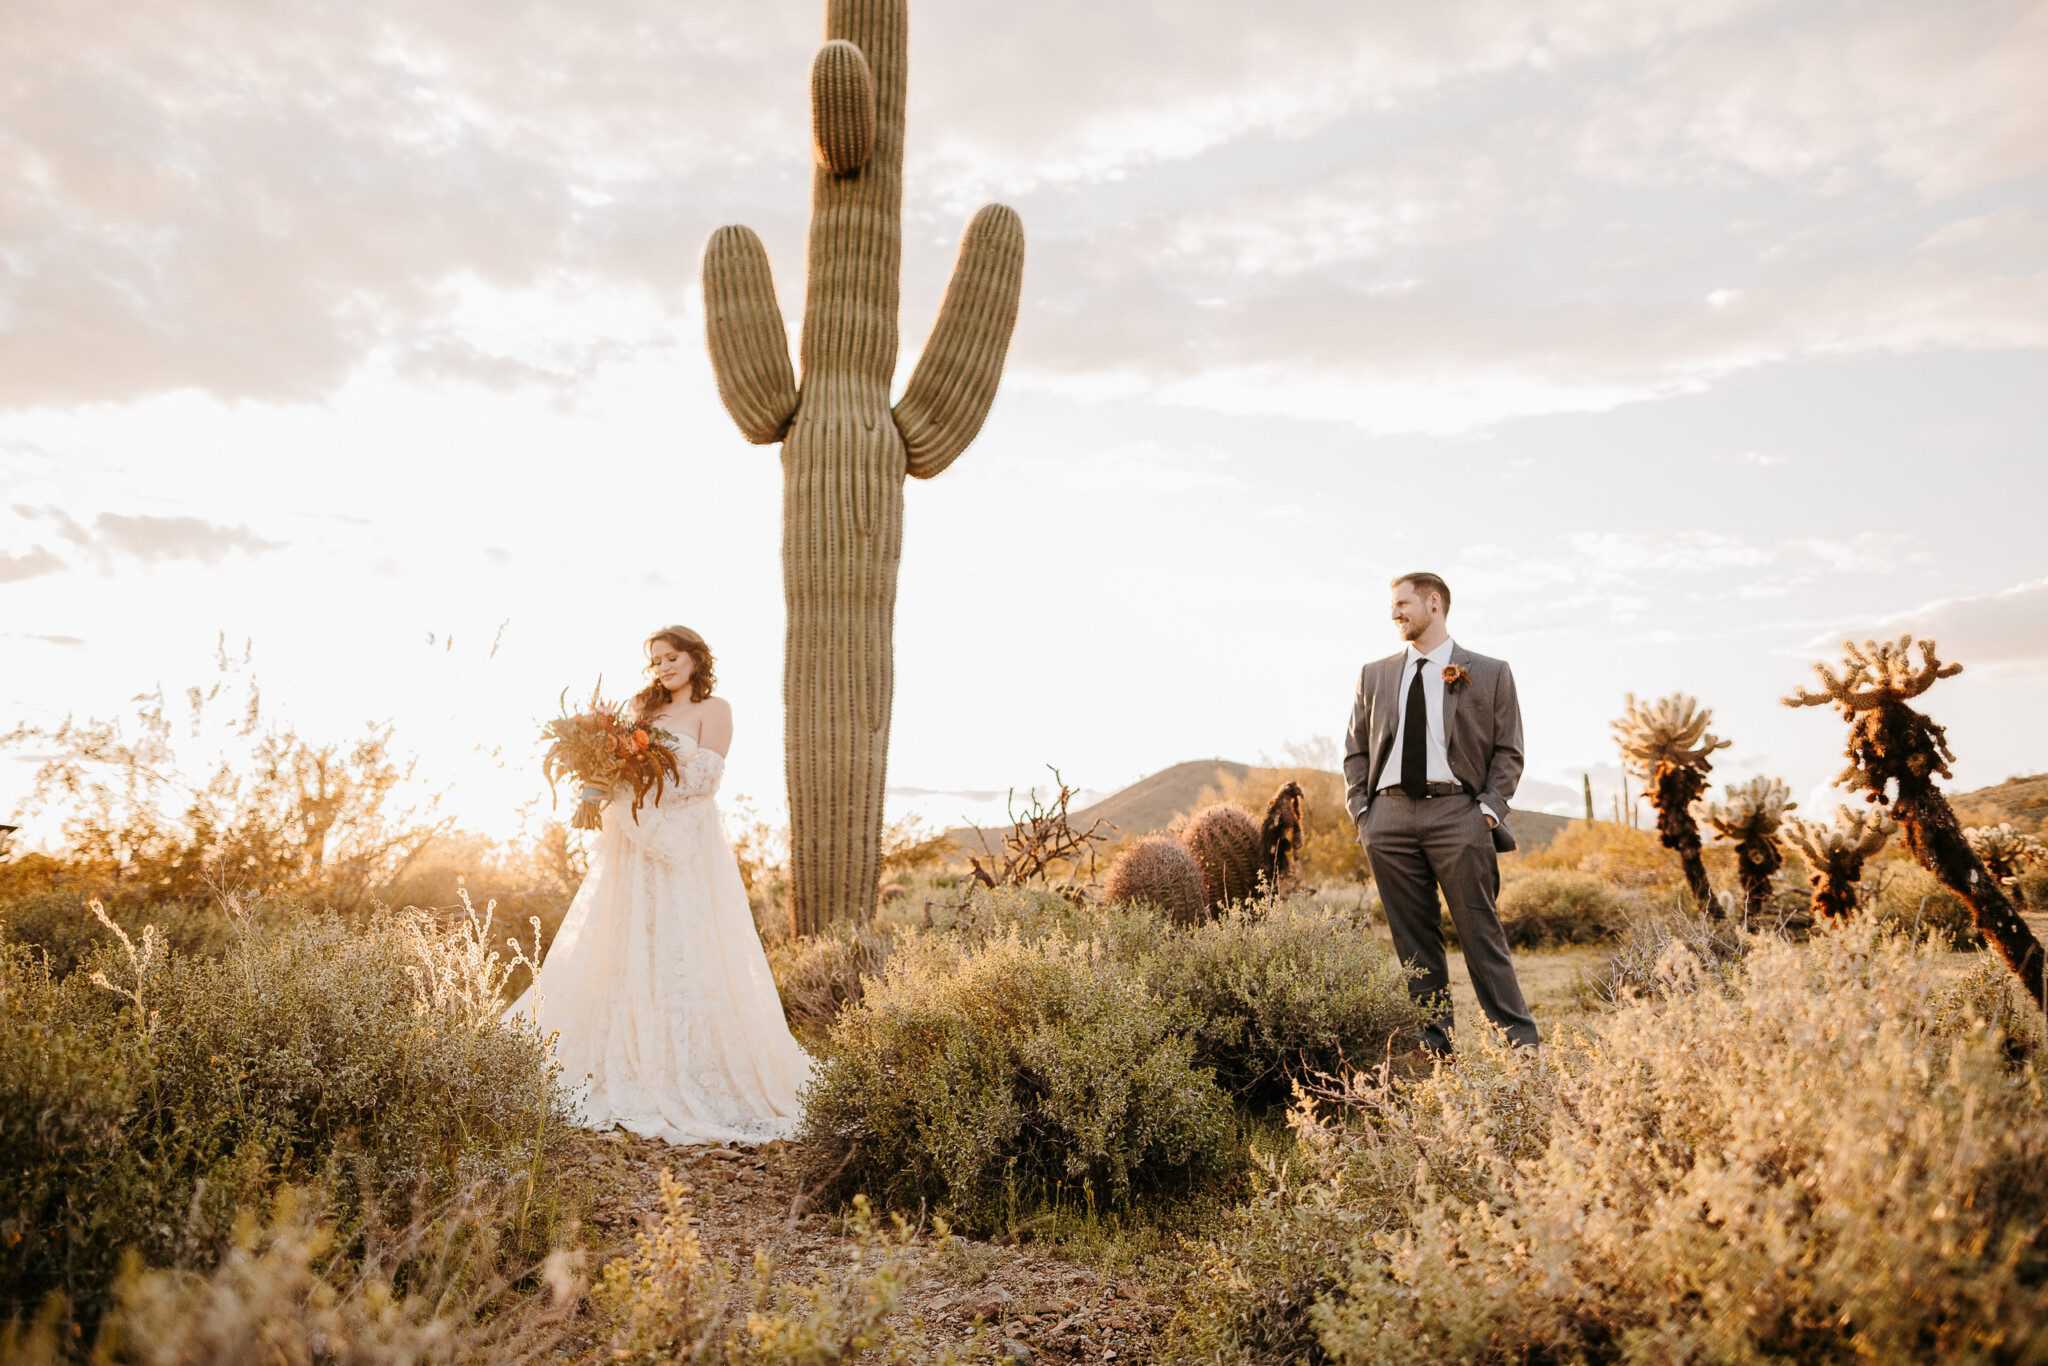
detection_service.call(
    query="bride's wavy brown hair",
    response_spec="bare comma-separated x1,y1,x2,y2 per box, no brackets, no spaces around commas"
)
631,625,717,722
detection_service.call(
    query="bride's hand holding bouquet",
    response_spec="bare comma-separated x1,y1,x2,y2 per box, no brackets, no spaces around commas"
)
541,681,682,830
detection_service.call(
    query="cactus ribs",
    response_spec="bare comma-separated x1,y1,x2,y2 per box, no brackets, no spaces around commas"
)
701,0,1026,935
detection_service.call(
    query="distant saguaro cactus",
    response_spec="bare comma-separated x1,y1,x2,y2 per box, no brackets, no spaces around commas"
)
1786,807,1896,922
1705,776,1797,928
1785,635,2045,1007
1964,823,2047,901
702,0,1026,935
1103,836,1206,927
1613,693,1732,914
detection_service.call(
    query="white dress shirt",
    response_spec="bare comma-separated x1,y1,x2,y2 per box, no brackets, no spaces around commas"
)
1384,637,1499,825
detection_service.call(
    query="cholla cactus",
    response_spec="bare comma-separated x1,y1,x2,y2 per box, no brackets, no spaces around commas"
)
1179,804,1264,913
1964,823,2047,896
1103,835,1206,927
1705,777,1797,928
1786,807,1896,922
702,0,1026,936
1785,635,2044,1007
1612,693,1733,914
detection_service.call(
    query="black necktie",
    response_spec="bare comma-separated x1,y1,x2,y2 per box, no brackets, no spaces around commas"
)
1401,656,1428,799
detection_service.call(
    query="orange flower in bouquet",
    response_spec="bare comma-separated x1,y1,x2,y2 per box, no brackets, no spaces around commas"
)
540,681,682,829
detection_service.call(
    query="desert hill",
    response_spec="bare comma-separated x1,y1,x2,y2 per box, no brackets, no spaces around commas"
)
945,758,1574,861
1951,773,2048,833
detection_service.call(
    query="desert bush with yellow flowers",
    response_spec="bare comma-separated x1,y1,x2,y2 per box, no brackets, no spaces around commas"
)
0,893,585,1338
1166,920,2048,1364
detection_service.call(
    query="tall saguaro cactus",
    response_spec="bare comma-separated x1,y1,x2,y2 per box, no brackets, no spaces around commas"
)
701,0,1026,935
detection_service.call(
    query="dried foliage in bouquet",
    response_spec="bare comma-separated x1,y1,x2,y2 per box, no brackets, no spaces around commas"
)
539,683,681,830
1786,807,1897,921
1705,775,1797,927
1785,634,2045,1006
1612,692,1732,914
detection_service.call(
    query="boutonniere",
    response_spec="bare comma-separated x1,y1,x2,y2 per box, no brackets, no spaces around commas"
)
1441,663,1470,691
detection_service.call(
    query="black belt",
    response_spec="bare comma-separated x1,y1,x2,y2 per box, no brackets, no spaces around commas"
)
1377,781,1468,799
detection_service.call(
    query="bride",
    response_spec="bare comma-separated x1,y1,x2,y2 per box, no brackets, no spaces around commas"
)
505,624,813,1144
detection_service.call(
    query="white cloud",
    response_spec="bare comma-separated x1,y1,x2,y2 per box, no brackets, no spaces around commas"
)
1808,576,2048,668
1569,530,1774,574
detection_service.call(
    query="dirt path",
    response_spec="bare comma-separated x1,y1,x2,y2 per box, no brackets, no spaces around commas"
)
559,1127,1176,1362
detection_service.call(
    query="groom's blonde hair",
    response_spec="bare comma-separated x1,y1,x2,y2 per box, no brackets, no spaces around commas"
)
1392,572,1451,616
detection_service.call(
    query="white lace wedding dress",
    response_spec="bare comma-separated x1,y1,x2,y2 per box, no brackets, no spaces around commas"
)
504,731,813,1144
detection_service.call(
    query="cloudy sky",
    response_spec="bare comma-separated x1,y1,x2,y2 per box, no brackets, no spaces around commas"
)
4,0,2045,845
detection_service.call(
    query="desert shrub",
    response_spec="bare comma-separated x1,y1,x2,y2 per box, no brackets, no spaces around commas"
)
1295,923,2048,1364
594,1172,968,1364
1143,899,1427,1105
1574,906,1753,1008
1868,860,1981,948
3,1182,589,1366
0,895,581,1329
764,920,896,1044
796,929,1236,1233
1520,819,1677,889
1168,1034,1558,1365
942,883,1165,964
1492,869,1636,947
0,889,241,978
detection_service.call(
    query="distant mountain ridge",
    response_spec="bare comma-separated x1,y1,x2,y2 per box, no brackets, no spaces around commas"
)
1953,773,2048,833
945,757,1573,858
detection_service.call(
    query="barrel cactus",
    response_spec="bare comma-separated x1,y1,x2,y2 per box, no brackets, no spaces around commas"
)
1179,804,1265,913
1704,776,1797,927
1784,635,2044,1008
701,0,1026,936
1612,692,1732,914
1103,835,1206,927
1785,806,1896,922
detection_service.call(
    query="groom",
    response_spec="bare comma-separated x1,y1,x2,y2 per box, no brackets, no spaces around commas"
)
1343,572,1539,1053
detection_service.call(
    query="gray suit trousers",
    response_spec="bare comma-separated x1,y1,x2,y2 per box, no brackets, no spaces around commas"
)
1363,789,1539,1052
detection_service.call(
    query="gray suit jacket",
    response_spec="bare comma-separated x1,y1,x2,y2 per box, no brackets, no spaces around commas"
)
1342,643,1526,852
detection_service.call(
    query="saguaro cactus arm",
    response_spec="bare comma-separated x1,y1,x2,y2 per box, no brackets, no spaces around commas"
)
811,40,876,176
703,226,799,443
895,203,1027,479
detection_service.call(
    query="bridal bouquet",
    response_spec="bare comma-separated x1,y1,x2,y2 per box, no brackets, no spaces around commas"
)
540,682,682,829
